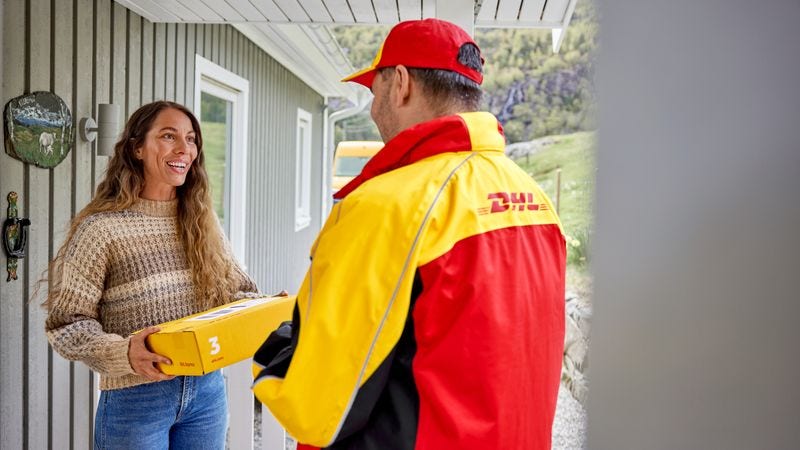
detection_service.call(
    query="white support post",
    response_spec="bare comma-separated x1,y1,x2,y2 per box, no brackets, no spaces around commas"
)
262,404,287,450
551,0,578,52
435,0,475,36
226,361,256,450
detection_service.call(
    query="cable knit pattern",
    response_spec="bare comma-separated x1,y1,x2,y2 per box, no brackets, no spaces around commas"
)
45,198,259,390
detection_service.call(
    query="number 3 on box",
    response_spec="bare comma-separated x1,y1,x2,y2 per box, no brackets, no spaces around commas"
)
209,336,221,355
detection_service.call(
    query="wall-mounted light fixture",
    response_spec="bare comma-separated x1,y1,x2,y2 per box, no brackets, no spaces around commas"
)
80,104,120,156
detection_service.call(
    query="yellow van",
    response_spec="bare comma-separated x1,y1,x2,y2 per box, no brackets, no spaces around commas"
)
331,141,384,193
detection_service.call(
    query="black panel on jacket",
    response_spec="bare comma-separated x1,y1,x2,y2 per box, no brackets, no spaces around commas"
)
327,273,423,450
253,303,301,378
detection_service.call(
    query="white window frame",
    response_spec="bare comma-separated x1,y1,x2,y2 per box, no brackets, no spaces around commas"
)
295,108,313,231
193,55,249,265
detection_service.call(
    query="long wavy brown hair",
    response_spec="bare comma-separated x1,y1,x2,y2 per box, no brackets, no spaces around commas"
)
44,101,239,310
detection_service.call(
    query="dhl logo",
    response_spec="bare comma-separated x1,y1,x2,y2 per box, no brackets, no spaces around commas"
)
477,192,549,215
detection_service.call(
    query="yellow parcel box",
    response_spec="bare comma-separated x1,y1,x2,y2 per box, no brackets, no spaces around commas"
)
145,295,295,376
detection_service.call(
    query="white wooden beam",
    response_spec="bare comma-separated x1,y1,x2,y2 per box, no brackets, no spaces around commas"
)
398,0,420,21
542,0,569,22
476,0,498,21
422,0,436,18
496,0,523,21
435,0,475,35
551,0,578,52
227,362,258,450
373,0,399,23
519,0,546,22
475,19,562,28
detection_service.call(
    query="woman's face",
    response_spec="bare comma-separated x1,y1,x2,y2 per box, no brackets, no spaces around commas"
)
136,108,198,201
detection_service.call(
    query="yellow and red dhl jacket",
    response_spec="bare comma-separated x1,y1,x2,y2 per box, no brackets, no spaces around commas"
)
253,112,566,450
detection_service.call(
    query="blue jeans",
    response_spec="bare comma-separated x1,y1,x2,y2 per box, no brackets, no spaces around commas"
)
94,371,228,449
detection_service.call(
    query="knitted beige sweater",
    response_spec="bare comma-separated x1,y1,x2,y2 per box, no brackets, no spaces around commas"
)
45,198,259,390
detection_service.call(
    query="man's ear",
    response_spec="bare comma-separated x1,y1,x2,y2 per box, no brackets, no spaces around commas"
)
392,65,412,107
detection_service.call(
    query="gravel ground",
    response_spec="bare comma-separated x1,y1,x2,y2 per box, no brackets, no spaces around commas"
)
552,382,588,449
253,382,586,450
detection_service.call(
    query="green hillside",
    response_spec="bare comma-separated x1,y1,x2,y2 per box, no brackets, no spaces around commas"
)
513,131,594,265
516,133,594,230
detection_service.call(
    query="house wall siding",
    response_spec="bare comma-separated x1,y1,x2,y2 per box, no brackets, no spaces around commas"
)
0,1,324,447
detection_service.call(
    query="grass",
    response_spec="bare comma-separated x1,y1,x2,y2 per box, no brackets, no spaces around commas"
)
202,121,227,222
512,131,596,298
8,124,72,167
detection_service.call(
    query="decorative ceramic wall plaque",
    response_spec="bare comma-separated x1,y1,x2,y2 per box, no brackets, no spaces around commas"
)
3,91,73,168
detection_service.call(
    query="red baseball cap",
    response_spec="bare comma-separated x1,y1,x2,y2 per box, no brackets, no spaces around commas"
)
342,18,484,89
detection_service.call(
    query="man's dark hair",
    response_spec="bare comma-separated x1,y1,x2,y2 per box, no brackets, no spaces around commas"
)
380,43,484,113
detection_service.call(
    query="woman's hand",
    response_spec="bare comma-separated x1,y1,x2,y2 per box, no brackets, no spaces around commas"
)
128,327,176,381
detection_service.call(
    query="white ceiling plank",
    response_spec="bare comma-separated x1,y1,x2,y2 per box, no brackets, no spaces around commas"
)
297,0,334,22
200,0,246,21
436,0,474,35
348,0,377,23
422,0,435,19
541,0,569,23
373,0,398,23
273,0,312,21
117,0,181,22
476,0,498,20
496,0,523,21
157,0,203,21
225,0,268,21
397,0,420,21
518,0,545,22
249,0,289,21
175,0,224,21
236,22,360,100
475,19,561,28
322,0,356,22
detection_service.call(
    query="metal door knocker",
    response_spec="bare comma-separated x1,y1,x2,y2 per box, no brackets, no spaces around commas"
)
4,192,31,281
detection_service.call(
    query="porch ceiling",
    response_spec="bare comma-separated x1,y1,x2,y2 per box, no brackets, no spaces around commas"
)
115,0,575,28
115,0,578,101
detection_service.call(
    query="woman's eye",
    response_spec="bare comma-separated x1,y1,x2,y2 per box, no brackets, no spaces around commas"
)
162,133,175,140
187,136,196,144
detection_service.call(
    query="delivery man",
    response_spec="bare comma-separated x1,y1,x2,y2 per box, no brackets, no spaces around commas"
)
253,18,566,450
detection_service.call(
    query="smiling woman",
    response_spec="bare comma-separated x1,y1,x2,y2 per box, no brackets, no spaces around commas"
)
43,101,259,449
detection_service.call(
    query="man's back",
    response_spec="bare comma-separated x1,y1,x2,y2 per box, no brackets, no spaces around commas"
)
327,112,566,449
